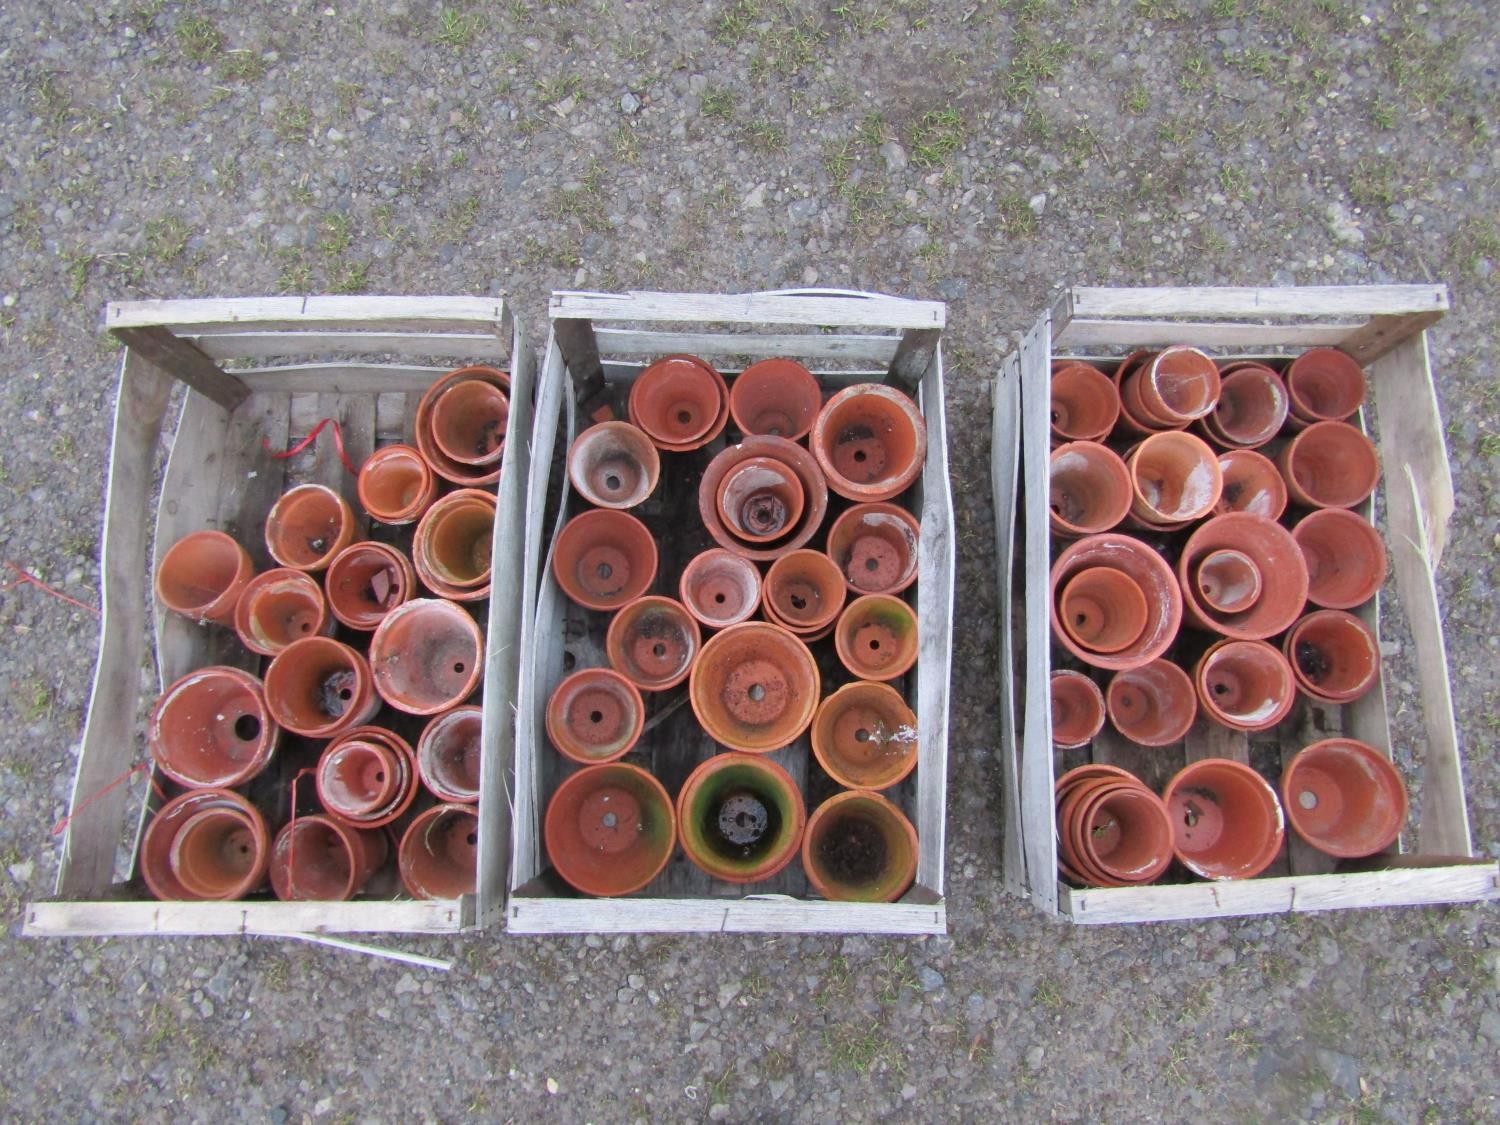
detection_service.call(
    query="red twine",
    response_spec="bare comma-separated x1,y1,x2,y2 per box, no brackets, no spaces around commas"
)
284,766,320,899
262,417,357,475
3,561,99,616
51,761,167,837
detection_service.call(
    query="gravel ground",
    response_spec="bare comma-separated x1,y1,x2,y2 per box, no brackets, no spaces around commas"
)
2,1,1498,1120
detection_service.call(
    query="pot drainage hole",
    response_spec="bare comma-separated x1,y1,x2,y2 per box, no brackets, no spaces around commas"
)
318,670,357,717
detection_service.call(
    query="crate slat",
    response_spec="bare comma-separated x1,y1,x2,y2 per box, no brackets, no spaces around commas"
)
1060,285,1449,321
506,896,945,935
105,295,509,332
552,290,945,330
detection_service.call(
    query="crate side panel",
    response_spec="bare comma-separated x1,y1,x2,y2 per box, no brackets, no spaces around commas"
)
506,896,946,934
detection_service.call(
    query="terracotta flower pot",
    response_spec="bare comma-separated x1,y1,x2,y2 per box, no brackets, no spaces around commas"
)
1113,349,1177,435
265,484,356,572
1133,346,1222,424
689,621,819,752
1058,566,1150,656
156,530,255,626
676,752,806,884
1177,513,1309,640
544,762,676,896
802,789,918,903
234,567,330,656
825,502,921,596
1049,441,1132,538
147,666,280,789
698,436,828,561
567,421,661,510
1059,778,1173,886
400,803,480,899
552,508,659,610
1213,448,1288,521
1292,508,1388,610
679,549,762,630
1276,420,1381,509
414,365,511,486
418,704,484,804
1192,548,1262,615
762,549,846,636
1050,670,1105,749
140,788,270,901
811,382,927,502
357,443,438,525
1200,363,1287,449
1055,775,1129,885
811,681,919,792
316,725,419,828
368,597,483,715
1281,738,1406,858
717,456,806,543
1050,362,1120,444
1106,659,1197,747
730,357,822,441
834,594,918,682
1283,609,1380,705
263,637,380,738
1286,348,1366,425
546,668,646,765
627,354,729,451
412,488,496,600
1050,534,1181,671
1195,639,1296,732
325,541,415,630
270,815,388,901
606,595,702,692
430,377,509,466
1163,757,1285,880
1126,431,1223,526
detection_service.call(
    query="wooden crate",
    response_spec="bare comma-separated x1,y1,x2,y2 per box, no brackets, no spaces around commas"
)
24,296,535,937
507,290,953,933
993,285,1500,924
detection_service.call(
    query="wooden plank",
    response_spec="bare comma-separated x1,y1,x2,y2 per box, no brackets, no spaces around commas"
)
109,325,250,411
1369,333,1456,566
105,295,508,332
240,363,451,395
506,896,945,934
1060,285,1449,323
991,357,1027,898
1054,320,1359,351
191,332,507,363
551,290,946,331
1181,718,1249,764
593,327,900,363
23,897,472,937
1337,311,1446,367
552,316,605,408
888,327,941,391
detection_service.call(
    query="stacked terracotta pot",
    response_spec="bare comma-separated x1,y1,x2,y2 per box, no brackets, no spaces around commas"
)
544,355,926,902
1048,347,1408,886
142,365,508,903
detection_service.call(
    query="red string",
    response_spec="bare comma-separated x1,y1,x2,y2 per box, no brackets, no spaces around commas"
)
285,766,319,899
51,761,167,836
262,418,357,475
3,561,100,616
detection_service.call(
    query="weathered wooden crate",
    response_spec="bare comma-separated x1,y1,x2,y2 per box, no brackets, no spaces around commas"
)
24,296,534,937
508,290,953,933
994,285,1500,924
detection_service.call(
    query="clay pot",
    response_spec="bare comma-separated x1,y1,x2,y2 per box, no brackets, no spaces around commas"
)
1048,441,1132,538
1058,567,1149,656
698,436,828,561
1112,349,1177,435
1126,431,1223,526
1133,346,1222,424
567,421,661,510
270,815,388,901
627,354,729,451
1213,449,1288,521
1201,363,1287,449
552,508,659,610
430,377,509,466
825,502,921,596
1050,670,1105,749
316,726,419,828
265,484,356,572
679,549,762,630
1293,508,1388,610
1192,548,1262,615
802,790,918,903
811,681,919,791
417,705,484,804
1163,758,1285,880
368,597,484,715
1281,739,1407,858
1054,767,1138,885
263,637,380,738
1286,348,1366,425
234,568,330,656
147,666,280,789
834,594,919,682
811,382,927,502
730,358,822,441
412,488,496,601
399,804,480,899
357,443,438,525
1276,420,1381,509
689,622,819,752
676,752,807,884
414,365,511,486
717,456,806,542
139,788,270,901
546,668,646,765
1194,639,1296,732
762,550,846,636
156,530,254,625
1050,534,1181,671
325,541,415,630
1050,362,1119,444
1283,610,1380,705
544,762,676,896
1057,776,1173,886
1106,659,1197,747
1177,513,1309,640
606,595,702,692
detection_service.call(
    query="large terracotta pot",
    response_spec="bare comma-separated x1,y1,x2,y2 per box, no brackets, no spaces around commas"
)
263,637,381,739
834,594,919,682
368,598,483,715
1283,609,1380,705
1286,348,1366,425
678,548,762,630
546,668,646,765
270,815,388,901
698,436,827,561
140,788,270,901
1049,534,1181,671
729,358,822,441
412,488,496,601
148,665,280,789
1176,513,1308,640
414,365,510,486
399,804,480,899
605,595,701,692
1280,739,1406,858
1105,659,1196,747
265,484,356,572
316,726,419,828
676,752,806,884
627,354,729,451
811,681,919,791
1200,362,1287,450
689,622,819,752
1050,670,1106,749
430,376,509,466
1213,448,1288,521
551,508,658,610
811,383,927,502
1126,431,1223,526
324,541,416,630
1049,441,1133,537
825,502,920,596
1163,758,1285,880
1050,362,1119,444
1194,639,1296,732
357,443,438,525
801,790,918,903
1276,420,1381,509
544,762,676,896
234,567,330,656
417,705,484,804
567,421,660,510
156,530,255,626
1292,508,1387,610
762,549,846,636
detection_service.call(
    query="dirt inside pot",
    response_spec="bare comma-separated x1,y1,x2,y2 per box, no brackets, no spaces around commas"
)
318,670,358,718
817,816,887,885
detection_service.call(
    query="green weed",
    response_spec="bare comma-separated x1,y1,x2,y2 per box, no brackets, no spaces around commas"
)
176,16,224,62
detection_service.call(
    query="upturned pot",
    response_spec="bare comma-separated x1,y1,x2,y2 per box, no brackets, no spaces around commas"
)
825,502,921,596
414,365,511,486
140,788,270,901
1126,431,1223,526
1286,348,1366,425
679,549,762,630
412,488,496,601
802,790,918,903
1192,548,1263,615
1106,659,1197,747
1177,513,1309,640
551,508,658,610
567,421,661,509
676,752,807,884
1283,609,1380,705
1200,362,1287,450
1213,448,1288,521
270,814,388,901
1194,639,1297,732
399,803,480,899
1281,738,1407,858
316,725,419,828
627,354,729,451
1057,776,1173,887
418,704,484,804
1163,757,1285,880
811,681,919,791
1058,566,1150,656
1049,534,1182,672
1050,362,1120,444
689,621,819,753
430,376,510,466
544,762,676,897
148,665,280,789
762,549,846,636
234,567,330,656
264,637,380,739
811,382,927,502
834,594,918,682
325,541,416,630
1276,420,1381,509
368,597,484,715
698,436,827,561
546,667,646,765
357,443,438,525
1049,441,1133,538
729,357,822,441
1128,346,1222,426
1292,508,1388,609
606,595,702,692
1050,670,1106,749
717,456,806,542
156,530,254,626
264,484,356,572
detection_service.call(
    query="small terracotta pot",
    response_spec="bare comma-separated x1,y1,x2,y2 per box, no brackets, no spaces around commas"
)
148,666,280,789
156,530,255,625
606,595,702,692
698,436,828,561
400,804,479,899
1286,348,1366,425
1058,567,1149,656
1213,448,1288,521
1276,420,1381,509
265,484,356,572
1050,362,1120,443
811,681,919,791
357,443,438,525
689,621,819,753
802,789,918,903
1163,758,1285,880
1049,441,1133,538
546,668,646,765
234,567,330,656
676,752,806,884
834,594,918,682
1050,670,1105,749
317,725,418,828
679,549,762,630
1126,431,1223,526
811,382,927,502
1283,610,1380,705
270,815,387,901
1133,346,1222,424
139,788,270,901
1060,778,1173,886
412,488,496,600
1056,776,1129,885
369,597,484,715
1200,363,1287,449
430,377,509,466
730,358,822,441
717,456,806,542
552,508,659,610
325,541,415,630
1192,548,1262,615
414,366,510,486
825,502,921,596
1195,639,1296,732
1293,508,1388,610
627,354,729,451
263,637,380,739
418,705,484,804
1050,534,1181,671
1113,350,1178,435
1281,739,1406,858
762,549,846,635
1106,659,1197,747
544,762,676,897
1177,513,1309,640
567,421,661,510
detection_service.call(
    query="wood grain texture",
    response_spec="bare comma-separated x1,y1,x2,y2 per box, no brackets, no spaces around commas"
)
24,897,472,937
593,327,900,363
551,290,945,331
105,295,508,332
506,897,945,934
1059,285,1449,322
189,331,508,363
991,359,1026,898
109,325,250,411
